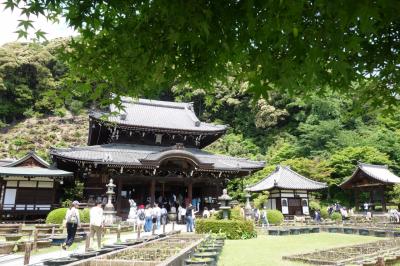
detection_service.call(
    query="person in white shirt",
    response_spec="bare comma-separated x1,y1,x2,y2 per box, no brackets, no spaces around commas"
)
178,205,183,224
202,207,210,218
153,204,161,230
180,206,187,224
62,201,80,250
89,200,104,249
144,205,153,232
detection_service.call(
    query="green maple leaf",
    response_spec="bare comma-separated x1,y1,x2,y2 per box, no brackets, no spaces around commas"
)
17,19,35,30
14,29,28,40
2,0,16,12
34,29,47,40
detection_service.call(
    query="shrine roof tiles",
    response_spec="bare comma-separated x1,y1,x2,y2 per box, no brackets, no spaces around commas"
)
50,144,265,172
247,165,327,192
90,97,227,133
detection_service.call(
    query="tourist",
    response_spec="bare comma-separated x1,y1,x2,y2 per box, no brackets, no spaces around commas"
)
144,205,153,232
177,204,183,224
196,197,201,212
62,201,80,250
363,202,369,214
202,207,210,218
153,203,161,230
186,203,195,232
340,207,349,220
261,207,269,228
254,208,260,224
161,205,168,225
314,209,321,222
180,205,187,224
136,205,145,233
89,200,104,250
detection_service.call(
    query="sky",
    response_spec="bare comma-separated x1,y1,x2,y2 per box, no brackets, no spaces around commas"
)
0,3,76,45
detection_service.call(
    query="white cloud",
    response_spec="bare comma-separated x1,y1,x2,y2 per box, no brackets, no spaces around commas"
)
0,4,77,45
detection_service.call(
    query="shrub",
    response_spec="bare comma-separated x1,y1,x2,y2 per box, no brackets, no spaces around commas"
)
331,212,342,222
46,208,90,224
213,206,243,220
309,200,321,212
196,219,256,240
46,208,67,224
320,208,329,219
267,210,284,225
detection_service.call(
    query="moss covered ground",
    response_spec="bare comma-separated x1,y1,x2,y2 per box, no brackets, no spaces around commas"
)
218,233,381,266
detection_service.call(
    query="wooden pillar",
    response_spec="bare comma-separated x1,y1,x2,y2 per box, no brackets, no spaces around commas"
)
381,186,387,212
116,177,122,215
370,190,375,211
187,181,193,204
150,179,156,206
354,189,360,212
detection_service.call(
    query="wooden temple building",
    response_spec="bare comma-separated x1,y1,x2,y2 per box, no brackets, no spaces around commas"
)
0,151,72,219
247,165,327,216
340,163,400,212
50,97,265,218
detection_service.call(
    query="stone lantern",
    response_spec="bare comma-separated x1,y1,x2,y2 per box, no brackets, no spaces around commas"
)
218,189,232,220
103,178,117,225
244,187,253,220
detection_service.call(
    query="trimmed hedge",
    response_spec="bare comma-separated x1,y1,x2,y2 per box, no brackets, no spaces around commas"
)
320,208,329,219
46,208,90,224
267,210,284,225
196,219,256,239
331,212,342,222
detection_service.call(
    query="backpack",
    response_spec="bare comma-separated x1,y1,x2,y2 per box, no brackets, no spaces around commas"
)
67,209,78,224
138,210,145,220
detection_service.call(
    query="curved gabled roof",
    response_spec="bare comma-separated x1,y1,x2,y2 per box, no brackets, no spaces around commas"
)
247,165,327,192
340,163,400,188
3,151,50,168
50,143,265,173
90,97,227,133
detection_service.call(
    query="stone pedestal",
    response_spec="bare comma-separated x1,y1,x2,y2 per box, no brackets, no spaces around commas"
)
218,189,232,220
103,179,117,225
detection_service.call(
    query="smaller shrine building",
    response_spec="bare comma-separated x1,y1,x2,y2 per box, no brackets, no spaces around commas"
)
340,163,400,212
247,165,327,216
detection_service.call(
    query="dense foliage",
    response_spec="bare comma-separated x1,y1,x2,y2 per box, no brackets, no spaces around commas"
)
5,1,400,109
196,219,256,240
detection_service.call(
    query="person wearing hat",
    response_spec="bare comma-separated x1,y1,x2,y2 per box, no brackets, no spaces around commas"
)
62,200,80,250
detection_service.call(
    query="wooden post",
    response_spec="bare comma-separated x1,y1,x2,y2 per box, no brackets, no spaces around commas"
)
152,222,156,235
381,186,387,212
85,231,91,252
163,223,166,234
32,229,38,251
354,189,360,212
117,224,121,243
137,225,141,239
150,179,156,206
377,256,385,266
187,182,193,203
23,242,31,265
51,226,55,237
116,177,122,215
172,221,175,232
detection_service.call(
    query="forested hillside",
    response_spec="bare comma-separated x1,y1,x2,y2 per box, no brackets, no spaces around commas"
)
1,40,400,205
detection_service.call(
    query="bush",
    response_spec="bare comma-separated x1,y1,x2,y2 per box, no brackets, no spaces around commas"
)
309,200,321,212
320,208,329,219
267,210,284,225
46,208,90,224
331,212,342,222
196,219,256,240
213,206,243,220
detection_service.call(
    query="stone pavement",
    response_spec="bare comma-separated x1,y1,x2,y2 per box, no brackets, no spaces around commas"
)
0,223,190,266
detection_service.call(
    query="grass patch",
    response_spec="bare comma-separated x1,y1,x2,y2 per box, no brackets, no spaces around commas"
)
218,233,381,266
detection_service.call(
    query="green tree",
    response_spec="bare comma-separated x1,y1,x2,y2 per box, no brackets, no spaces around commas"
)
5,1,400,109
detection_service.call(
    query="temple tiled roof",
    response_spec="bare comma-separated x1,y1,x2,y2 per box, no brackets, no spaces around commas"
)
90,97,227,133
340,163,400,188
0,167,73,177
50,144,265,172
247,165,327,191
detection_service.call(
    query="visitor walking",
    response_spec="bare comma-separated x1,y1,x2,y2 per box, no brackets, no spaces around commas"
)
202,207,210,218
186,203,195,232
62,201,80,250
89,200,104,250
178,205,183,224
314,209,322,222
136,205,145,233
153,203,161,230
144,205,153,232
161,205,168,225
261,207,269,228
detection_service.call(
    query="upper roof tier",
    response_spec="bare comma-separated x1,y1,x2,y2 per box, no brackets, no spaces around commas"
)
88,97,227,148
247,165,327,192
340,163,400,189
